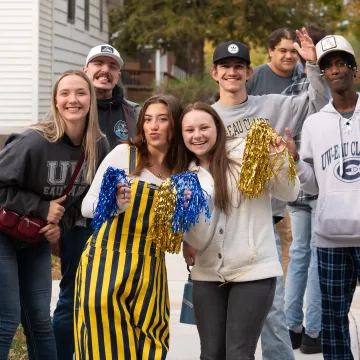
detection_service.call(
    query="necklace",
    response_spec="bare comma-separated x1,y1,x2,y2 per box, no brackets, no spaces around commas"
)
146,159,167,179
147,163,163,179
149,169,162,179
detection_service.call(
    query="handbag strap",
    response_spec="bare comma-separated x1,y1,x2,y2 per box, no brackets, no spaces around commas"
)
63,152,85,196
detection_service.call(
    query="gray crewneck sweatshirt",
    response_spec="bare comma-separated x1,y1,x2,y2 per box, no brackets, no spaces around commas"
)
297,94,360,247
212,63,330,217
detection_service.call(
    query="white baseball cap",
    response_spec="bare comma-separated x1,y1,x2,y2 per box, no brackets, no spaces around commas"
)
85,44,124,67
316,35,355,65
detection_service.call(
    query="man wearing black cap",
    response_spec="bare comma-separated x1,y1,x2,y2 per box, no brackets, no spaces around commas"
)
212,30,330,360
184,28,330,360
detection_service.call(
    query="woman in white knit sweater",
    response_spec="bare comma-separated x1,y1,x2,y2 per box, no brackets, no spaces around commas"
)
176,102,299,360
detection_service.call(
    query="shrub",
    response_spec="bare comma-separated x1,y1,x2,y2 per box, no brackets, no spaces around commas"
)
156,73,218,106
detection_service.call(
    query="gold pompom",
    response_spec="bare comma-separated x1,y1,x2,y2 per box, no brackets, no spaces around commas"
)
238,121,297,199
148,178,182,254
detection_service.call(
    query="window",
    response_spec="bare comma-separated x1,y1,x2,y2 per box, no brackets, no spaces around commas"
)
99,0,103,32
84,0,90,30
67,0,76,24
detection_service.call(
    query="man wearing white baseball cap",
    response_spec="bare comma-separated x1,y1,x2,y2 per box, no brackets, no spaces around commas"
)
83,43,139,148
286,34,359,359
85,44,125,68
52,43,139,360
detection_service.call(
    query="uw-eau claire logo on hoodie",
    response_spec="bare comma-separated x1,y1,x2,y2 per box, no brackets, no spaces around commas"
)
322,141,360,183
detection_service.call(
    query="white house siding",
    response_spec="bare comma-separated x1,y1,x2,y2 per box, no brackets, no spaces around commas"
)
53,0,109,80
0,0,110,135
39,0,53,121
39,0,109,121
0,0,38,131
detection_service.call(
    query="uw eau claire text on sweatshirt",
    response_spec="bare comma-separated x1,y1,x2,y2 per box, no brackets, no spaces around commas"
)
297,94,360,248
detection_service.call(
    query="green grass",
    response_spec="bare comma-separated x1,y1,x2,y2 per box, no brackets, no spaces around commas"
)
9,325,28,360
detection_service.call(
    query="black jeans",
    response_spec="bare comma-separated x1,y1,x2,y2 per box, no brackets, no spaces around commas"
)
193,277,276,360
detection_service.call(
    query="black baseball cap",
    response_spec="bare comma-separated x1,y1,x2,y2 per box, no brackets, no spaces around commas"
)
213,40,251,65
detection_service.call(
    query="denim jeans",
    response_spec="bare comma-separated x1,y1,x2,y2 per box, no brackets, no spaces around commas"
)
52,225,93,360
0,232,56,360
285,199,321,335
261,224,295,360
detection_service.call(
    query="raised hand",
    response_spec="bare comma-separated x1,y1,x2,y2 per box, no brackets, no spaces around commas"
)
47,195,66,224
293,27,317,63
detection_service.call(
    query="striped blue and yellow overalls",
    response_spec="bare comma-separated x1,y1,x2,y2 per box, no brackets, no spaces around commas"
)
74,146,170,360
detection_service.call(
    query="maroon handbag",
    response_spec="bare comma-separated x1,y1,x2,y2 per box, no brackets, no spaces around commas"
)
0,152,85,244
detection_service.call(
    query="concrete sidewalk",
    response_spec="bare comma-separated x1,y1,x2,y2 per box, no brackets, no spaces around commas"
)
51,253,360,359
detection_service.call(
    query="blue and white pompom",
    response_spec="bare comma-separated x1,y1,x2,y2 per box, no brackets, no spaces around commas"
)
148,171,211,253
91,166,130,230
171,172,211,233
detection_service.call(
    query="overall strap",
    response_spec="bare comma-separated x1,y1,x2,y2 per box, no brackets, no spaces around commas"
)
128,145,137,173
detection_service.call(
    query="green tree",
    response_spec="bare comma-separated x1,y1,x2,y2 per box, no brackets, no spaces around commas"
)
110,0,358,76
110,0,229,76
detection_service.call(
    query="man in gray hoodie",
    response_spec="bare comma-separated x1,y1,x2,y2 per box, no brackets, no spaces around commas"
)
286,35,360,360
184,28,330,360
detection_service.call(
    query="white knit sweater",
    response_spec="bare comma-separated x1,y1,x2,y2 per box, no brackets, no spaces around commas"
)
184,137,300,283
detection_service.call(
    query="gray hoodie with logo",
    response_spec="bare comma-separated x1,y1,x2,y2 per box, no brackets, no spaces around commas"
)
297,94,360,247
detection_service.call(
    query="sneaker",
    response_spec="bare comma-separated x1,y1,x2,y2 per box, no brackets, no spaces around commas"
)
300,332,322,354
289,329,302,350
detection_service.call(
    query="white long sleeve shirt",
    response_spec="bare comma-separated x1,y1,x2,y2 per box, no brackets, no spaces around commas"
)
184,138,300,283
81,144,162,219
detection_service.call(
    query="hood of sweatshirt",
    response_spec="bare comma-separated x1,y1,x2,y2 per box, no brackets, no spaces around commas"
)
97,84,124,109
318,93,360,178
